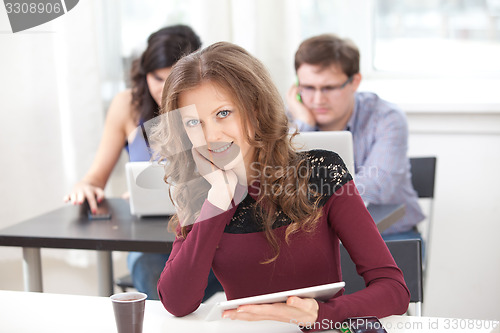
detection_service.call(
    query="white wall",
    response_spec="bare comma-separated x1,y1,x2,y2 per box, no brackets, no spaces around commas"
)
359,73,500,320
405,111,500,321
0,0,129,295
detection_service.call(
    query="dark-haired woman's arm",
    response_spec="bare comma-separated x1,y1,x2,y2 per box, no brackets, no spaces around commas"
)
64,90,134,212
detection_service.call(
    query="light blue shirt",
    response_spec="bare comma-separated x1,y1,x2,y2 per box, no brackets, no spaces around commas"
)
293,92,425,234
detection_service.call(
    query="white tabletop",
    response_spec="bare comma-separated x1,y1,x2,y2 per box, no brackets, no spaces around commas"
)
1,290,498,333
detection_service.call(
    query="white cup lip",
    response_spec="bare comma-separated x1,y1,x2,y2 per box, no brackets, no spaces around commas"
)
110,292,148,303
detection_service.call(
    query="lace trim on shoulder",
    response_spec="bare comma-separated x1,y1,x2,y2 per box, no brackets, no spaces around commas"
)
306,149,353,204
224,149,352,234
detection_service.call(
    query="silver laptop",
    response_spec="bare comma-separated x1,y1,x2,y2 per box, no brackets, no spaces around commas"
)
291,131,355,178
125,161,176,217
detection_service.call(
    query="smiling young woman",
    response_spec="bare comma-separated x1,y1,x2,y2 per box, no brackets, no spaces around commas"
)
152,42,410,331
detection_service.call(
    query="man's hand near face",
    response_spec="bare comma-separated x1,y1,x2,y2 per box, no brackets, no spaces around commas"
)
287,84,317,128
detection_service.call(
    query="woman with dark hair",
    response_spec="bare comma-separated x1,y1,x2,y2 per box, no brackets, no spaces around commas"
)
64,25,221,300
153,42,410,330
131,25,202,123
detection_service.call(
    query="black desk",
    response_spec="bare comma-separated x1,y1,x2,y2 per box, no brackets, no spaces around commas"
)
0,199,404,296
0,199,174,296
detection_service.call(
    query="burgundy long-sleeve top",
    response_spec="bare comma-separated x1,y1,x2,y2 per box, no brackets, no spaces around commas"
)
157,150,410,330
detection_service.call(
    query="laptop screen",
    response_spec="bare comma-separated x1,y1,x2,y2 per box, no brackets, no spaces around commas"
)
291,131,355,178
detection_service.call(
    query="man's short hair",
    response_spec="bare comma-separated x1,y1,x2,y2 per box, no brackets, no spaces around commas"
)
294,34,360,77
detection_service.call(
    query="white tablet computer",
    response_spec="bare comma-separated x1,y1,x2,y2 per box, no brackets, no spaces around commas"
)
205,281,345,321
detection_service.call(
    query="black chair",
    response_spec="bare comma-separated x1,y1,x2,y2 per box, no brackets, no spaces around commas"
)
409,156,437,271
340,239,423,316
409,157,436,199
115,274,134,292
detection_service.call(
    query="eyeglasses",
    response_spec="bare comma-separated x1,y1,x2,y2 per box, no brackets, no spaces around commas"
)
298,76,354,100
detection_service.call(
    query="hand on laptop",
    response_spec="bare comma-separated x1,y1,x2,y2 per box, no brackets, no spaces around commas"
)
63,181,105,214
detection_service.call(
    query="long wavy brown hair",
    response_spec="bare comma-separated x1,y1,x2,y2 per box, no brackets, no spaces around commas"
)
151,42,323,263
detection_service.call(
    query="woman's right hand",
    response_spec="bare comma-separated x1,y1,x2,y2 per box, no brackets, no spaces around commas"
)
63,181,105,214
191,148,238,211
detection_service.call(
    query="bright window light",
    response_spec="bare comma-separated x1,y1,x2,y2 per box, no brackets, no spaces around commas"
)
374,0,500,75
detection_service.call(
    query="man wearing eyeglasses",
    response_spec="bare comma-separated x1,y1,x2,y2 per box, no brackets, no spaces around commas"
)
287,34,424,240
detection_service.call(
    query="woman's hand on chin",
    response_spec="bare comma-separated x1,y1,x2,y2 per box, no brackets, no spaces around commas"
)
206,170,238,210
192,147,238,210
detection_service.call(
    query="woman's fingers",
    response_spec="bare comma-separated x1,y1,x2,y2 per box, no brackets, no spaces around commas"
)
83,187,98,213
95,187,105,203
224,303,286,322
69,192,77,205
64,183,105,212
287,296,319,316
223,297,319,325
191,147,217,178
